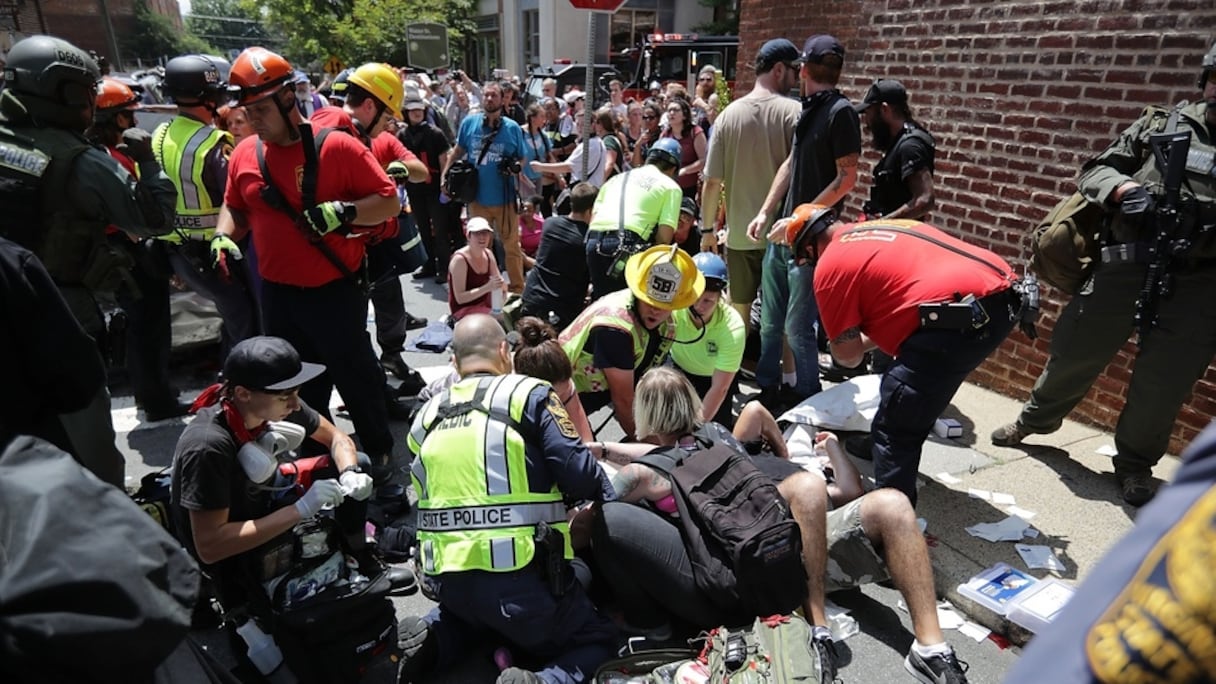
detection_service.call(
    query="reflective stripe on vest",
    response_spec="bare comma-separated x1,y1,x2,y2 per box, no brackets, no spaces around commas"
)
558,289,675,394
417,501,567,532
410,374,567,574
152,117,228,239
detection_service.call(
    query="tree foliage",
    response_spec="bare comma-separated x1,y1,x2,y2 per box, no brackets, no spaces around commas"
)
251,0,476,70
122,0,214,63
186,0,275,54
693,0,739,36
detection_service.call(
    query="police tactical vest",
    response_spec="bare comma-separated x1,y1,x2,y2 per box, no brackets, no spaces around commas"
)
560,289,675,394
152,116,230,240
0,124,133,293
408,374,569,576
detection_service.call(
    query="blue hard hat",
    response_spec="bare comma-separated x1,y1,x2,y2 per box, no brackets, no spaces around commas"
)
646,137,682,168
692,251,728,291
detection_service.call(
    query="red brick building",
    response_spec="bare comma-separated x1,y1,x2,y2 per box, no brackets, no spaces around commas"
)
2,0,182,68
736,1,1216,455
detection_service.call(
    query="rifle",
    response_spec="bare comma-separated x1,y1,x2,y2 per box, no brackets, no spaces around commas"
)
1134,130,1192,345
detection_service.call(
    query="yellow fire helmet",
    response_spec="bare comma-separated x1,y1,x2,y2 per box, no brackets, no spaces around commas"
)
625,244,705,310
347,62,404,119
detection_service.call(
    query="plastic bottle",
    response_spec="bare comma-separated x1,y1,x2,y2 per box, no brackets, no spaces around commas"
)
235,619,285,676
491,270,507,314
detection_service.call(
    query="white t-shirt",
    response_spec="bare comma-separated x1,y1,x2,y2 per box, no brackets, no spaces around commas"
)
567,136,606,187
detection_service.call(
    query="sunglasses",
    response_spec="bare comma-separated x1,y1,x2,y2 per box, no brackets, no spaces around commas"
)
642,114,657,120
698,76,714,82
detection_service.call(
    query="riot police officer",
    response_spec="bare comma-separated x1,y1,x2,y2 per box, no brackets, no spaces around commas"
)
155,54,260,359
0,35,176,483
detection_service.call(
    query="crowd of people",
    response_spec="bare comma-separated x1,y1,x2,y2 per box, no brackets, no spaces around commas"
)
2,25,1216,684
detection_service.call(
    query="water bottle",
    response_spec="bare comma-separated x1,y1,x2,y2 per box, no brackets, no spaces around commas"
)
235,619,285,676
491,270,507,314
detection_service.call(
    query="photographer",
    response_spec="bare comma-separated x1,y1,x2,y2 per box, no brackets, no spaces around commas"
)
441,81,529,294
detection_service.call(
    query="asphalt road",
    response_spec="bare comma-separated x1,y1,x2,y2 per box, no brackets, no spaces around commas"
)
113,271,1021,683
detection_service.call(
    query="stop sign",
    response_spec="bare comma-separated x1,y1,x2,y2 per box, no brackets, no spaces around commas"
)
568,0,628,13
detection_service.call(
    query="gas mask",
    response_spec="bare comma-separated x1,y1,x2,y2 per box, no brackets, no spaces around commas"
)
236,420,308,483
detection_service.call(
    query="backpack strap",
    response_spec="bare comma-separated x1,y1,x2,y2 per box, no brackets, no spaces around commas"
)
256,126,368,292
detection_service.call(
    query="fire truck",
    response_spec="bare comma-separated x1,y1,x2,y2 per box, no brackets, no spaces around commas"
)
613,33,740,101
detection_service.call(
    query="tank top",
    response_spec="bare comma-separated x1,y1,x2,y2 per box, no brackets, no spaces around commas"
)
663,128,699,191
448,251,492,318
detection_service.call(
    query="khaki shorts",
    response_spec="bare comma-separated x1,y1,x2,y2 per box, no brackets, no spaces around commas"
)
824,498,889,593
725,247,764,309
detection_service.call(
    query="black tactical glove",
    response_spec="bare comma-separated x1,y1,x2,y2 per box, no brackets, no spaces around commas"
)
119,128,156,164
1119,185,1155,216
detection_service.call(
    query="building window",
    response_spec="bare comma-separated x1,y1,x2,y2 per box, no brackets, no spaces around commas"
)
610,10,658,58
522,10,540,71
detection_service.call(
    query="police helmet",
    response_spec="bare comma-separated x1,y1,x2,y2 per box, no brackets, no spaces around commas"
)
329,68,353,105
646,137,682,169
163,54,228,105
4,35,101,128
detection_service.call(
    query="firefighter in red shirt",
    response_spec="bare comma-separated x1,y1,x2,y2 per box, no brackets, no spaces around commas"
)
312,63,431,395
212,47,402,485
784,204,1020,507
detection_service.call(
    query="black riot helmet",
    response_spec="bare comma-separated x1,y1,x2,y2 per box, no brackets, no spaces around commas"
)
163,54,228,108
329,68,353,105
3,35,101,130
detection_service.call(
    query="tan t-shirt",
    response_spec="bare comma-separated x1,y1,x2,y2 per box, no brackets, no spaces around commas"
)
703,92,801,251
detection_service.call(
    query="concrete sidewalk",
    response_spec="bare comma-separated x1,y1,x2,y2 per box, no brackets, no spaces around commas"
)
891,381,1181,646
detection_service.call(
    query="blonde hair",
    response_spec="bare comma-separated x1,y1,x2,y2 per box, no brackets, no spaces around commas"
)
634,366,703,440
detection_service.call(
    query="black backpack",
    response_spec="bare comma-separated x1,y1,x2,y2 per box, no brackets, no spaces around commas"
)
639,435,808,619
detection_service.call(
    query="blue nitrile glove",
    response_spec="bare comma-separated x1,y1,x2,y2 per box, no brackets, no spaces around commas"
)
303,201,355,236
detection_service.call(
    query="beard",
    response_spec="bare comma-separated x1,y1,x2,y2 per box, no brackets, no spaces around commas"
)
870,123,896,152
484,100,502,114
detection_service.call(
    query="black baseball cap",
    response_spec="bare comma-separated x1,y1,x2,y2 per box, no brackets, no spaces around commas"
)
754,38,800,70
223,336,326,391
796,35,845,65
854,79,908,112
680,197,698,216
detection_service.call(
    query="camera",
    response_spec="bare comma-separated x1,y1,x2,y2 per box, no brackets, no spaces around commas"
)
499,156,522,176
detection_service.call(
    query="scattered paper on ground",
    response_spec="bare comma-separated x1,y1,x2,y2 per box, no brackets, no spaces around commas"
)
991,492,1016,506
1016,543,1066,571
1007,505,1037,520
917,518,928,534
1096,444,1118,456
897,599,965,630
936,472,961,484
1023,528,1040,539
965,515,1031,542
968,488,992,501
959,621,992,642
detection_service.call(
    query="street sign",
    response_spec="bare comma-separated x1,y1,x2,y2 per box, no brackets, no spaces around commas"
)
323,55,346,76
568,0,627,13
405,23,450,72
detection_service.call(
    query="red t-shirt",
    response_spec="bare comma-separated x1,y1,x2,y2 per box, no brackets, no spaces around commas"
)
310,107,416,241
814,220,1013,355
224,127,396,287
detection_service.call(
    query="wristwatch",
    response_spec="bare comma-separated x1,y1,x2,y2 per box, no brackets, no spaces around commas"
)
340,464,363,475
700,227,716,235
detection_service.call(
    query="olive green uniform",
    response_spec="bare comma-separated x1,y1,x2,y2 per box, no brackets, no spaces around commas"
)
1017,100,1216,477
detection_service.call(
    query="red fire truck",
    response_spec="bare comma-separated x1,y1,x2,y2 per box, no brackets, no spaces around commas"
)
613,33,740,101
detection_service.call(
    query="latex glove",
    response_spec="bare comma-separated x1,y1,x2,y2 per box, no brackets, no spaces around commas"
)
294,479,344,518
1119,185,1155,216
302,201,354,235
209,233,242,279
386,160,412,181
339,469,374,501
119,127,156,164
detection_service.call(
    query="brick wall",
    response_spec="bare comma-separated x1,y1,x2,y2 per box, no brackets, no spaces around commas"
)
737,0,1216,456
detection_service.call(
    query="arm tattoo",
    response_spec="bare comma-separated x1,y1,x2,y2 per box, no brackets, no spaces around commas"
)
611,465,643,500
833,327,862,344
837,153,860,170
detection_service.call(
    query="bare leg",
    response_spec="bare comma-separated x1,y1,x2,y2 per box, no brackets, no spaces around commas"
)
859,488,945,645
778,471,829,626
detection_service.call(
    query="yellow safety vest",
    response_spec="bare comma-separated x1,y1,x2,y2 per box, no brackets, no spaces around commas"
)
408,374,569,576
559,289,675,394
151,116,231,241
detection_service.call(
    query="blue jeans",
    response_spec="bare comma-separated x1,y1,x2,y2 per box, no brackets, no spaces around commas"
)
756,242,821,396
425,569,618,684
871,289,1018,507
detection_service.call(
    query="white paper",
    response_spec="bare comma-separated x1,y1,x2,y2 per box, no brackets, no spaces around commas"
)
968,488,992,501
1007,505,1038,520
936,472,961,485
1015,544,1066,572
1023,528,1040,539
1096,444,1118,456
896,599,966,630
965,515,1032,542
991,492,1017,506
959,621,992,642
